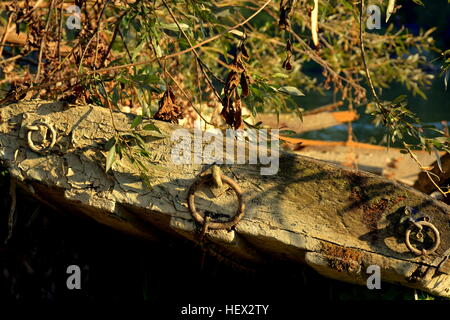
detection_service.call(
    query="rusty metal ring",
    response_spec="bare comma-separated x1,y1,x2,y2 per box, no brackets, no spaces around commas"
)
405,221,441,256
26,120,57,153
188,173,245,230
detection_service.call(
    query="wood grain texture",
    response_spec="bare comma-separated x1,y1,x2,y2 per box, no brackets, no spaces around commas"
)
0,100,449,297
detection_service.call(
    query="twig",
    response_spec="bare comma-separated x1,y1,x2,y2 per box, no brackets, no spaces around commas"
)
161,0,223,103
244,0,365,94
5,178,16,244
97,81,119,132
118,28,132,61
48,43,79,77
0,0,81,9
0,54,24,65
165,71,213,126
57,1,63,62
78,0,111,73
406,147,446,196
91,0,273,75
35,0,56,82
358,0,385,114
0,75,83,105
147,33,213,125
162,0,227,88
101,0,143,67
0,14,14,59
357,0,446,196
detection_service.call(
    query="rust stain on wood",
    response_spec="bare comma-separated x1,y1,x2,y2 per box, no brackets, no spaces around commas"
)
321,242,363,273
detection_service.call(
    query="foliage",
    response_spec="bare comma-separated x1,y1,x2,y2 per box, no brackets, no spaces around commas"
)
0,0,448,192
0,1,439,112
441,48,450,90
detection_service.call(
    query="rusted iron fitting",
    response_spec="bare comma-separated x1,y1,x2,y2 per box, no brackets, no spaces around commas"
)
405,218,441,256
188,166,245,238
25,119,57,154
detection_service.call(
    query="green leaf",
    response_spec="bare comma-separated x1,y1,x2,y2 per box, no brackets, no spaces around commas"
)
295,106,304,122
253,121,263,128
139,150,151,158
278,86,305,96
132,41,146,61
115,143,123,160
154,44,163,57
445,69,449,91
116,75,130,84
131,115,143,128
392,94,407,104
160,22,190,32
143,122,161,133
105,145,116,172
104,137,116,151
97,83,107,98
228,29,245,39
341,0,354,11
280,130,297,136
411,0,424,6
386,0,396,22
272,73,289,79
112,86,119,106
132,74,160,84
133,133,146,149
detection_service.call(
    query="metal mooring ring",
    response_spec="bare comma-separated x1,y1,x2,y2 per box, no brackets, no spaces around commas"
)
188,173,245,230
26,120,57,153
405,221,441,256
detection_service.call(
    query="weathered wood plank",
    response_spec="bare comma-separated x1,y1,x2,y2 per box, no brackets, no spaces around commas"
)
0,100,449,297
256,110,358,133
294,144,437,186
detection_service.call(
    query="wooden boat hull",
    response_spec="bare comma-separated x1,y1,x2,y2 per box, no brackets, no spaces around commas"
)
0,100,449,298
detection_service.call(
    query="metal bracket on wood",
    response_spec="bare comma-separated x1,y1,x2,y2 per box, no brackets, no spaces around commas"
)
398,206,441,256
25,119,57,154
404,218,441,256
188,165,245,237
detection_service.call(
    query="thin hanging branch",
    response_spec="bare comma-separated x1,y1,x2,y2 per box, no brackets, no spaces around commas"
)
357,0,447,196
358,0,386,115
91,0,273,75
35,0,55,82
161,0,224,104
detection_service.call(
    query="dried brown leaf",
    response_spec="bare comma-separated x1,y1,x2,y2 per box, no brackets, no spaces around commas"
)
153,88,184,124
